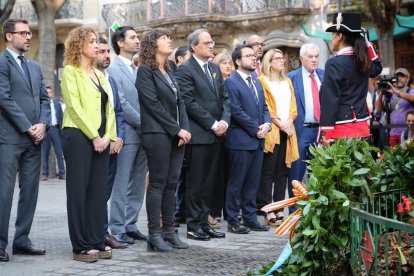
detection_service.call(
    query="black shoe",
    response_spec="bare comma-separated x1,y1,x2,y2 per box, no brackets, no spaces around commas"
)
126,230,147,241
202,225,225,238
114,233,134,244
58,175,66,180
105,235,129,249
228,222,250,234
174,219,180,228
163,233,189,249
175,216,186,224
147,234,173,252
243,220,270,231
186,228,210,241
12,243,46,255
0,248,9,262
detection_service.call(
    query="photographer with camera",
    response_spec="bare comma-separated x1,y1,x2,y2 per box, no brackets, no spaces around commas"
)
375,68,414,147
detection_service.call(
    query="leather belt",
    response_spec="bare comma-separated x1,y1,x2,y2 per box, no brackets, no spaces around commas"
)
303,123,319,128
49,125,59,129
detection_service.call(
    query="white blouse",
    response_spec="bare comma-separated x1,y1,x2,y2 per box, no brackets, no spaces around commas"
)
265,76,291,122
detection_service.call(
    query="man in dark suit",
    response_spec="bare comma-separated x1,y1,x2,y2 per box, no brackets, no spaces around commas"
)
0,19,50,262
287,43,324,202
96,37,128,249
41,86,65,180
225,44,271,234
175,29,230,241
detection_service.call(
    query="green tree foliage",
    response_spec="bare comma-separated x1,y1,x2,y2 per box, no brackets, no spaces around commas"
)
277,139,414,275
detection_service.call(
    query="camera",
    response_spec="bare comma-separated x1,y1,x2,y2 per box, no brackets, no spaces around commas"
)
376,76,397,91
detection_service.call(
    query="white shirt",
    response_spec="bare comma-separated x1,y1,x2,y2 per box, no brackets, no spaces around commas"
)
265,76,291,122
118,55,135,75
193,54,209,73
237,70,258,99
50,99,57,126
6,48,26,72
302,67,321,123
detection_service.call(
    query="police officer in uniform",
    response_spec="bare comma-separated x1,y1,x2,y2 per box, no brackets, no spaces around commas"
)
318,12,382,142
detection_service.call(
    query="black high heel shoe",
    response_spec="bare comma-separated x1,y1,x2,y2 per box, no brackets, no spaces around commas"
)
163,233,189,249
147,235,173,252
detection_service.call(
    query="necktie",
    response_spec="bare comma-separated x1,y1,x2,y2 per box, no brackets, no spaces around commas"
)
310,72,320,121
203,63,214,87
246,76,258,105
256,62,261,76
18,56,31,88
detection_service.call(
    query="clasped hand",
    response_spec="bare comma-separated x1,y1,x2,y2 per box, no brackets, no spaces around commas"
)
214,120,228,137
110,138,123,155
178,129,191,147
256,123,271,139
279,121,293,137
93,136,110,153
28,123,46,144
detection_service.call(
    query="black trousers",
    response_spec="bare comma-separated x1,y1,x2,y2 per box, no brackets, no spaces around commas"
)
142,134,184,235
209,147,228,219
62,128,109,253
257,132,288,212
186,140,222,231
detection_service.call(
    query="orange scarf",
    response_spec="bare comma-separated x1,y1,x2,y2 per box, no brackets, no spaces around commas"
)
258,75,299,168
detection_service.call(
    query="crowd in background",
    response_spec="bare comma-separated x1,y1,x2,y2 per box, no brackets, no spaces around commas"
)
1,12,413,263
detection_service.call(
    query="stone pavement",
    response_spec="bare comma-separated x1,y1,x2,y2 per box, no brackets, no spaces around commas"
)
2,178,288,276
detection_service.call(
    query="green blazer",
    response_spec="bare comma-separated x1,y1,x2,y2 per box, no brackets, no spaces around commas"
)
61,65,116,141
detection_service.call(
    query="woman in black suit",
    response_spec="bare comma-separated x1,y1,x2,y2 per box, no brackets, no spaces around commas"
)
136,28,191,252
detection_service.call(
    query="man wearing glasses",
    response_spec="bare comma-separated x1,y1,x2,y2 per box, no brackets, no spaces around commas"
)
0,19,50,261
224,44,271,234
175,29,230,241
247,34,265,78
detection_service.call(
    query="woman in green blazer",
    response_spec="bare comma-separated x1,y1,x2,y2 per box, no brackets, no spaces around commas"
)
61,26,116,263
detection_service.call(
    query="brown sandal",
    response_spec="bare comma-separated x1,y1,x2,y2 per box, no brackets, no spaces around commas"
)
73,250,99,262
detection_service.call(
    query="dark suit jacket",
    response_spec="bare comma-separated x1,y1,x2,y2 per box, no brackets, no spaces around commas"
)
175,56,230,144
136,64,190,136
287,67,324,137
320,57,382,127
0,49,50,144
108,77,126,142
224,71,270,150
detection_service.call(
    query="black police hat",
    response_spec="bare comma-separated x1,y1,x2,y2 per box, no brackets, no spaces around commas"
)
325,12,363,33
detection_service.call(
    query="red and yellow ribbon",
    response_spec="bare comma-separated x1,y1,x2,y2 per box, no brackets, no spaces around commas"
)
261,180,309,238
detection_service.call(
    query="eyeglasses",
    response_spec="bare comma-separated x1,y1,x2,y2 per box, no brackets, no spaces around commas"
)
250,42,265,47
200,41,215,47
271,57,285,62
242,54,257,59
9,31,33,38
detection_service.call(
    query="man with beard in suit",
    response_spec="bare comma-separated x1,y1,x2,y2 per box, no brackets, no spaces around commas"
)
107,26,147,245
0,19,50,261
